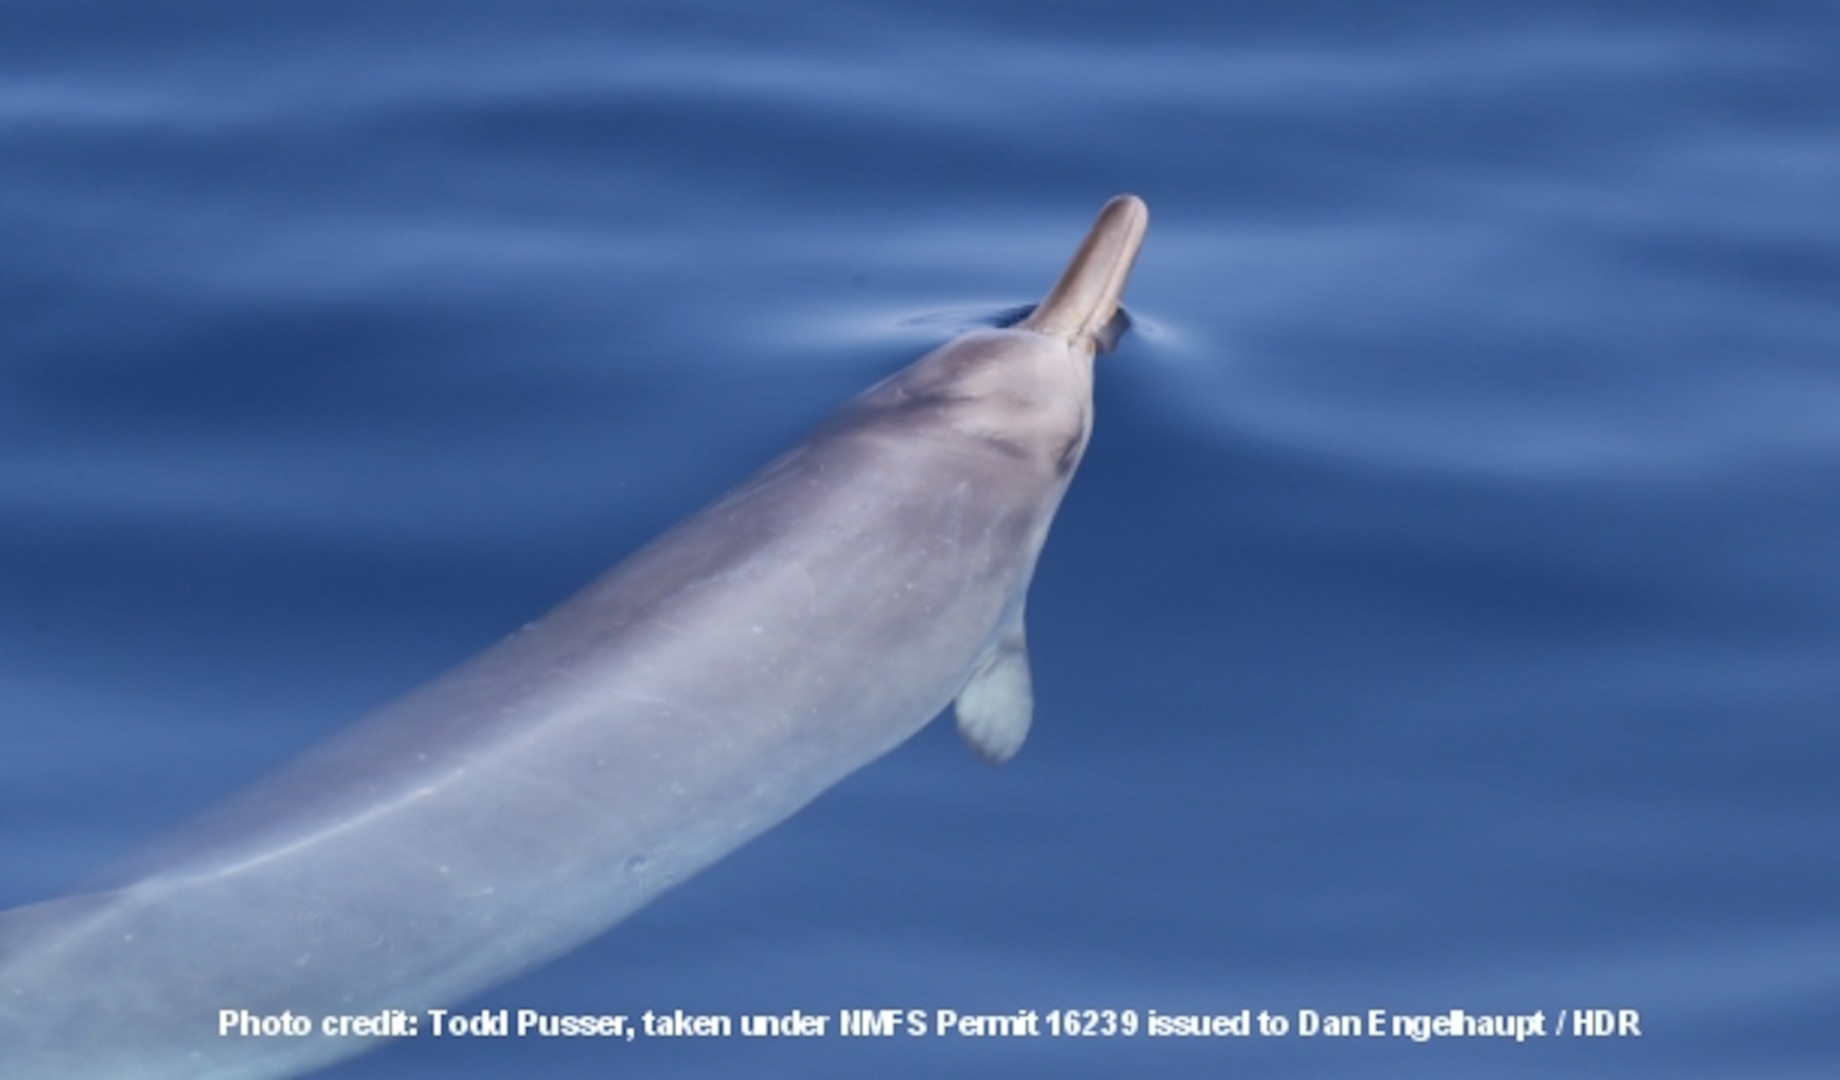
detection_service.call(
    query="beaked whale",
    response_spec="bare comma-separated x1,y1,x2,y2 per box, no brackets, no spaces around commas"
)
0,195,1149,1078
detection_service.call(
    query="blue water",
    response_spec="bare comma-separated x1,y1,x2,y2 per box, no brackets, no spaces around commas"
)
4,1,1838,1076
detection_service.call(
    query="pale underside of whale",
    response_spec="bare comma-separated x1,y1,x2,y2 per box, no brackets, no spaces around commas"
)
0,195,1149,1080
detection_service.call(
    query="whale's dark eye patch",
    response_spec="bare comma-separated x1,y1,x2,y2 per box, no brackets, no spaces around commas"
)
1092,308,1132,354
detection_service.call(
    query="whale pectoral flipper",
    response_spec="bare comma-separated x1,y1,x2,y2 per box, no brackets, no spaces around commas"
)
953,610,1033,765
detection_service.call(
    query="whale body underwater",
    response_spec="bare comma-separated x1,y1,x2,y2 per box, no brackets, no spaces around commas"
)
0,195,1150,1078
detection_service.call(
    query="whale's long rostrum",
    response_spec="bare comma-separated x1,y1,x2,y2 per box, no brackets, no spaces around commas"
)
0,195,1150,1078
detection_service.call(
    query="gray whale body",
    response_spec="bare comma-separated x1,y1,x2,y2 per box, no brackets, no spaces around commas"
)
0,195,1150,1079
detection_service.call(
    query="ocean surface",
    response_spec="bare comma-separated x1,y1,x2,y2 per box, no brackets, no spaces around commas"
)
3,1,1837,1076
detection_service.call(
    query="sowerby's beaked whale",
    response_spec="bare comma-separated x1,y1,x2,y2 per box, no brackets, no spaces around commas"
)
0,195,1149,1078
